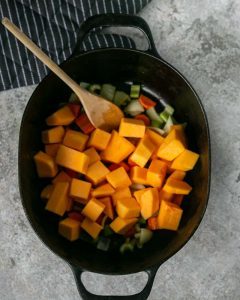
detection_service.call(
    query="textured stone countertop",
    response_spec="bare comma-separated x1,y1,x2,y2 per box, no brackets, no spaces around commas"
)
0,1,240,299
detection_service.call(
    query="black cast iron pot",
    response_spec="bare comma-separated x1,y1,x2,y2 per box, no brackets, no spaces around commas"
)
18,14,210,299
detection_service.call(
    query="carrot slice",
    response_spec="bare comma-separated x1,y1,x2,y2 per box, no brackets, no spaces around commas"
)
68,103,81,117
139,95,156,109
134,114,151,126
75,113,95,134
147,216,158,230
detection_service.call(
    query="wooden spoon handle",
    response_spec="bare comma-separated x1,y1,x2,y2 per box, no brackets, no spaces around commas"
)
1,17,81,95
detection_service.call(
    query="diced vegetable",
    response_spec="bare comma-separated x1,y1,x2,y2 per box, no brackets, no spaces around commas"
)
119,118,146,138
42,126,65,144
130,84,141,99
85,161,110,185
92,183,115,198
100,84,116,101
88,128,111,151
139,188,159,220
89,84,101,94
63,129,88,152
157,139,185,161
99,196,114,220
112,187,132,206
69,178,92,204
163,116,174,134
68,103,81,117
97,237,111,251
52,171,71,184
113,90,130,106
80,82,90,89
158,200,183,231
116,197,140,219
75,113,95,134
81,218,103,239
59,217,81,241
120,241,134,254
45,143,60,158
130,183,146,191
138,228,153,245
40,184,54,200
103,225,114,237
147,126,165,136
46,106,75,126
171,149,199,171
34,151,58,178
82,198,105,221
106,167,132,189
130,166,149,185
110,217,138,235
124,100,145,116
134,114,151,126
83,147,100,165
146,107,164,125
147,159,167,188
163,178,192,195
147,217,158,230
139,94,156,109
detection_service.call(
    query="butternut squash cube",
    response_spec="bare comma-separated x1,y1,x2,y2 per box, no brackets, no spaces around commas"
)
63,129,88,152
129,135,156,167
159,189,174,202
147,160,167,188
92,183,115,198
59,217,81,241
56,145,89,174
46,105,75,126
101,131,135,163
99,197,114,219
40,184,54,200
34,151,58,178
45,182,69,216
111,187,132,206
52,171,71,184
83,147,100,165
164,126,187,147
106,167,131,189
81,198,105,221
145,128,164,147
158,200,183,231
119,118,145,138
88,128,111,150
45,143,60,158
66,198,73,212
157,139,185,161
69,178,92,204
139,188,160,219
81,218,103,239
133,188,150,204
42,126,65,144
85,161,110,185
163,178,192,195
168,170,186,181
110,217,138,235
171,149,199,171
116,197,140,219
130,166,149,185
172,194,184,206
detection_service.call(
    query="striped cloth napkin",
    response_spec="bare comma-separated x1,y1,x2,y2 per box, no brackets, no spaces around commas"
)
0,0,151,91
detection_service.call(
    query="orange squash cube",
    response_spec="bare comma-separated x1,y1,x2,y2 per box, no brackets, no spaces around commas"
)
63,129,88,152
139,188,160,219
66,198,73,212
81,218,103,239
159,189,174,202
145,128,164,147
46,105,75,126
133,188,150,204
40,184,54,200
171,149,199,171
87,128,111,150
42,126,65,144
45,143,60,158
158,200,183,230
129,135,156,167
52,171,71,184
119,118,145,138
56,145,89,174
58,217,81,241
101,131,135,163
85,161,110,185
172,194,184,206
168,170,186,181
163,178,192,195
157,139,185,161
45,182,69,216
147,160,167,188
83,147,100,165
34,151,58,178
116,197,140,219
99,197,114,219
81,198,105,221
106,167,131,189
91,183,115,198
111,187,132,206
110,217,138,235
69,178,92,204
164,126,187,147
130,166,149,185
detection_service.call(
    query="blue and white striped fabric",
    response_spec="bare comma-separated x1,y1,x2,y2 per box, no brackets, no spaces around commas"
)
0,0,151,91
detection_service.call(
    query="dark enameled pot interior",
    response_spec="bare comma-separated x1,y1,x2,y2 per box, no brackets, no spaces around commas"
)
19,48,210,275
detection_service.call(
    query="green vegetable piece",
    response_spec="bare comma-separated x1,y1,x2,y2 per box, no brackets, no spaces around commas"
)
113,90,131,107
163,116,174,134
165,104,174,116
159,110,170,123
89,84,101,94
100,84,116,101
151,119,163,128
124,100,145,116
97,237,111,251
103,225,114,237
139,218,146,225
146,107,164,124
80,82,90,89
120,242,134,254
130,84,141,99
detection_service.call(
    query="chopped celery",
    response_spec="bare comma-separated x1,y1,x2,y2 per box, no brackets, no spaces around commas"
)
120,242,134,254
97,237,111,251
113,90,130,106
80,82,90,89
146,107,164,125
163,116,174,134
139,228,153,245
135,223,141,233
103,225,114,237
100,84,116,101
165,104,174,116
124,100,145,116
148,126,165,136
130,84,141,98
151,119,163,128
89,84,101,94
159,110,170,123
68,93,78,103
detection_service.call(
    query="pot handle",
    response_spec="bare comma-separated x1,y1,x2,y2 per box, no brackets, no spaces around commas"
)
72,13,160,58
71,265,159,300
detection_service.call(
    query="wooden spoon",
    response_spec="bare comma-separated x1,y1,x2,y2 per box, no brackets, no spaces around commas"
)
1,17,123,131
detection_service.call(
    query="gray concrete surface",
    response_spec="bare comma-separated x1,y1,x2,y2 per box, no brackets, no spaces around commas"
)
0,0,240,299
